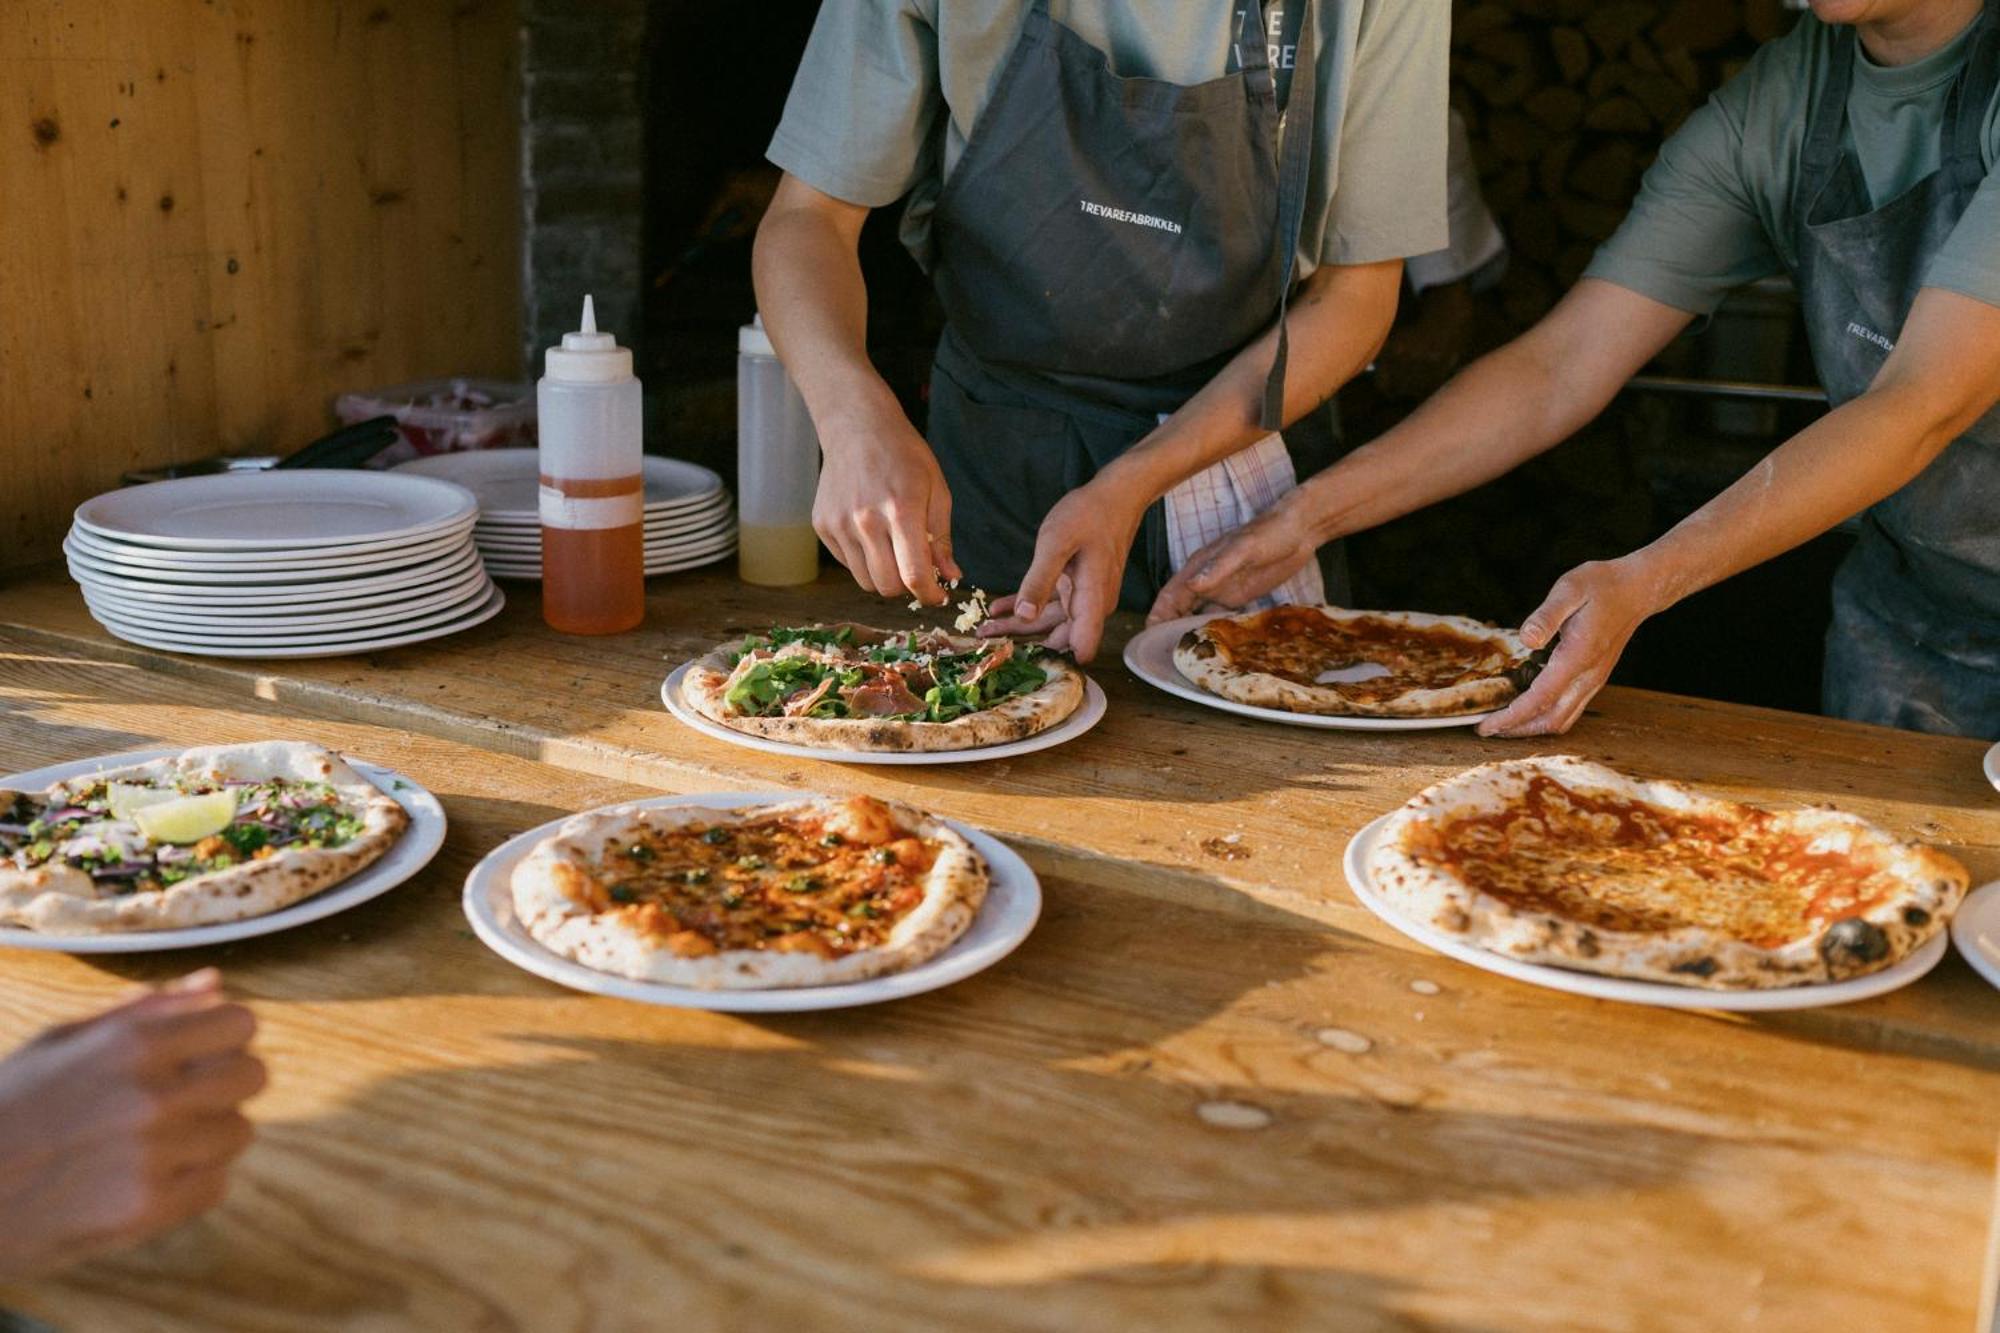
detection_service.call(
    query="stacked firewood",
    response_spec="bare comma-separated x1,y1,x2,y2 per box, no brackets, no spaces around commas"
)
1451,0,1795,334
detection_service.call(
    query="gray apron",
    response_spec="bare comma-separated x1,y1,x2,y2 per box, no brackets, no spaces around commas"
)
925,0,1329,610
1791,5,2000,737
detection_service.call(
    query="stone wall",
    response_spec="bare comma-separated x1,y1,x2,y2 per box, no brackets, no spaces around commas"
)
518,0,647,373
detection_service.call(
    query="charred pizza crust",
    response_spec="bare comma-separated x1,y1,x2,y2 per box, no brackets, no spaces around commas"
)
681,623,1085,753
1174,606,1534,718
511,795,988,989
1366,756,1968,990
0,741,408,934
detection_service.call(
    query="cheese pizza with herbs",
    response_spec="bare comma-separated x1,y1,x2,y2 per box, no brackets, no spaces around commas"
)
0,741,408,934
1174,605,1536,717
682,623,1085,752
1366,756,1968,989
510,795,988,988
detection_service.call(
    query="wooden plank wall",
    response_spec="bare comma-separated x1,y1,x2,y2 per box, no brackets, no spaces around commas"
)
0,0,522,570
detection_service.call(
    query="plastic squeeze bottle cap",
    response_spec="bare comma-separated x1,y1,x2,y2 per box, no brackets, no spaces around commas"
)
739,312,776,357
544,295,632,383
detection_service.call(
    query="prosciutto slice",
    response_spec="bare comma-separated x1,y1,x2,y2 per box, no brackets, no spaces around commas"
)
844,673,926,717
962,640,1015,686
782,676,837,717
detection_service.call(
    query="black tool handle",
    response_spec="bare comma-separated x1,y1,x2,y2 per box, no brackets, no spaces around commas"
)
274,415,401,470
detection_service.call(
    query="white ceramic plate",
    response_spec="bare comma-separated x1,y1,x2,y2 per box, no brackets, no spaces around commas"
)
64,531,472,585
90,585,505,658
659,663,1107,766
68,544,483,607
1341,814,1948,1010
477,530,736,562
88,581,497,647
82,567,493,631
474,490,734,534
0,750,445,954
75,471,477,551
1123,614,1495,732
474,510,735,551
1950,880,2000,993
393,450,724,519
485,543,737,581
462,791,1040,1011
67,521,472,573
1984,741,1999,794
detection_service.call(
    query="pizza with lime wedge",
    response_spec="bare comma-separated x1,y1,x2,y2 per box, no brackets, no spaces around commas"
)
0,741,408,933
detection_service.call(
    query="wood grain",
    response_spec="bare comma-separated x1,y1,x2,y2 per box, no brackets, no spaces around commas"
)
0,0,520,571
0,570,1996,1330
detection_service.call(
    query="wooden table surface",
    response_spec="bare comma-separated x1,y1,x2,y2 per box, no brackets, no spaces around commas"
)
0,564,1996,1332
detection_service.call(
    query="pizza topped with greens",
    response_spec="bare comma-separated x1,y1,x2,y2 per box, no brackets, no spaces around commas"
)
680,623,1086,753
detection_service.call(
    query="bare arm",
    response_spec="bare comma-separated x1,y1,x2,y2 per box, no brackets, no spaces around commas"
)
987,258,1405,660
1149,278,1694,616
1486,285,2000,734
752,173,959,605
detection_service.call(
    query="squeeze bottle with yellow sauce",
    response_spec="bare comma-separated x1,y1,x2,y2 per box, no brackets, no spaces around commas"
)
736,314,821,586
539,295,644,635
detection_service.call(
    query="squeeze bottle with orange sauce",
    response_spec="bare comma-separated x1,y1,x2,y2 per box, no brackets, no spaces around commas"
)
538,295,644,635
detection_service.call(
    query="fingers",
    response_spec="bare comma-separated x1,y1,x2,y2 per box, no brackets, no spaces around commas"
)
850,515,906,600
162,1051,268,1116
977,597,1066,638
1518,571,1590,650
927,484,961,585
139,1000,258,1073
1011,540,1070,624
888,519,947,606
1062,559,1117,663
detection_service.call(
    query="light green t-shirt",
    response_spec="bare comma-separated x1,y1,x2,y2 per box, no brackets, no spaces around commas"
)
1585,12,2000,315
766,1,1449,278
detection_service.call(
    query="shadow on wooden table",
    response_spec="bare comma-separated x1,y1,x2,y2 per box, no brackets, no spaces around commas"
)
0,693,156,773
10,1030,1716,1331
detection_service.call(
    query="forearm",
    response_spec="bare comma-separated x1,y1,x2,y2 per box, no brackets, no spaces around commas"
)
1098,260,1403,501
1293,277,1695,544
1625,387,1959,611
750,202,902,439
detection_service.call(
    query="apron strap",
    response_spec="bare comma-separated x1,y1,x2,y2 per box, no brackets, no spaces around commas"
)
1945,0,2000,191
1259,0,1318,432
1796,24,1857,215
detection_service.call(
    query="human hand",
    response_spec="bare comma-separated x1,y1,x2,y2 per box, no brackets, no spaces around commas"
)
813,402,962,606
1478,557,1659,737
1146,491,1320,624
978,479,1147,661
0,969,265,1280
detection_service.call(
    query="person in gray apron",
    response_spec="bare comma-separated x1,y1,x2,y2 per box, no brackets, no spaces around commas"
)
1148,0,2000,738
1798,8,2000,735
754,2,1445,658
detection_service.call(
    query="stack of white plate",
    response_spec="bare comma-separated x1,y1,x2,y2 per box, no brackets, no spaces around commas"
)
65,471,503,659
391,450,735,579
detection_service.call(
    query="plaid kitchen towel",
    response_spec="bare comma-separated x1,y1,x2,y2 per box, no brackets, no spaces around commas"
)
1161,427,1325,610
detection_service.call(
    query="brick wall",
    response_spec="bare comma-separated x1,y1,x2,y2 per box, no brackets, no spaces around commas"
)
519,0,647,373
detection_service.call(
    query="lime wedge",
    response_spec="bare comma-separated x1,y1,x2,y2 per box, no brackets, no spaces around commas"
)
132,790,240,845
106,782,180,822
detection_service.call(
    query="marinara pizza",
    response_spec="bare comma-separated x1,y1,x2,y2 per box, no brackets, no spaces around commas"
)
1173,605,1536,718
681,623,1085,752
510,795,988,988
1366,756,1969,989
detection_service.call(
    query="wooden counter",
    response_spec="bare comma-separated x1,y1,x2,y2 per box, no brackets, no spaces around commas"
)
0,564,1996,1331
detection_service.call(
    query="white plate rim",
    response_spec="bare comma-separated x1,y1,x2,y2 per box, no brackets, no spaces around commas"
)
486,547,736,581
475,525,736,555
474,512,736,549
460,790,1041,1011
0,750,446,953
1948,879,2000,993
68,545,484,606
1984,740,1999,795
75,471,477,551
658,661,1107,766
64,532,473,585
479,533,737,567
1340,813,1949,1010
474,492,734,533
92,584,505,658
392,450,724,517
67,520,474,571
81,568,492,631
1122,613,1498,732
89,582,499,646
